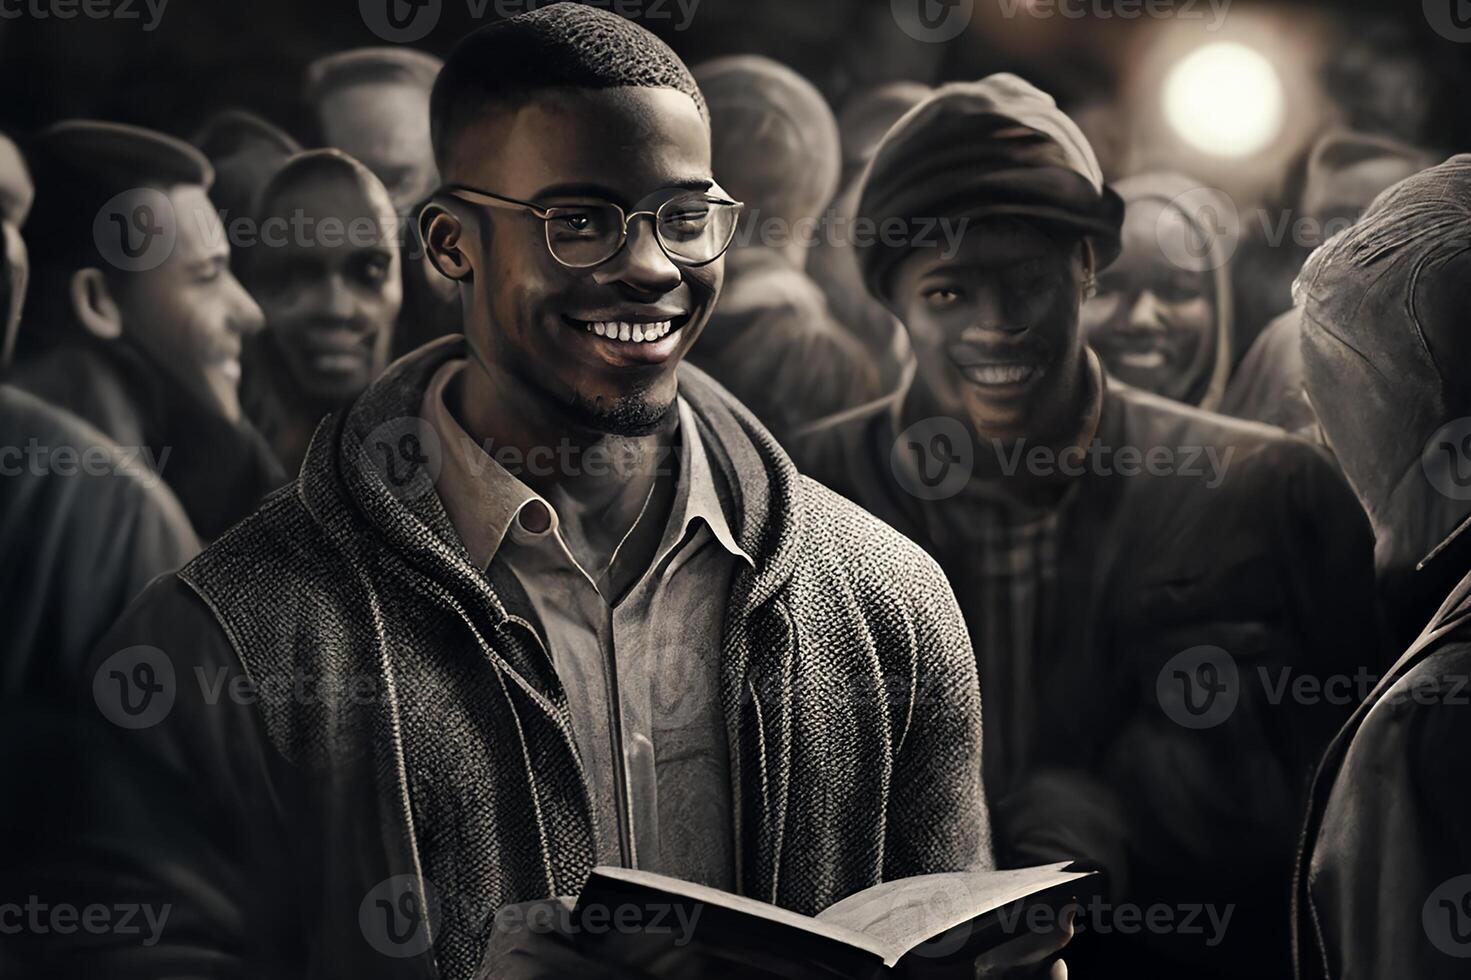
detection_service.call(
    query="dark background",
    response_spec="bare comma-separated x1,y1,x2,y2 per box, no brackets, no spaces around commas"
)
1,0,1466,153
2,0,1467,348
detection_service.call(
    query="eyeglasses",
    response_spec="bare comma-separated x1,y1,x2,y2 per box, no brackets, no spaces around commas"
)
444,184,744,269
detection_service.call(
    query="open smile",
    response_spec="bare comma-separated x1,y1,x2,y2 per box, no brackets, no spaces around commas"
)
561,313,692,364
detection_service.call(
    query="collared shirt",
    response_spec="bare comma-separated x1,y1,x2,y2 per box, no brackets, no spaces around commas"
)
421,360,752,888
884,359,1099,794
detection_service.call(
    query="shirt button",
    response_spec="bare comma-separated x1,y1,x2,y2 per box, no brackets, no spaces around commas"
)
518,499,553,535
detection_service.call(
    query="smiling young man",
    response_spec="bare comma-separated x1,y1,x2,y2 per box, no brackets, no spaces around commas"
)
9,121,283,539
20,8,999,979
795,75,1380,979
240,149,401,474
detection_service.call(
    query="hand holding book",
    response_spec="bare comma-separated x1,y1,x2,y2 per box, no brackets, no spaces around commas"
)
479,863,1099,979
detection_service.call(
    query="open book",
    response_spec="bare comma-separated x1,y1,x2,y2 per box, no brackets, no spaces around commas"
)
571,861,1102,979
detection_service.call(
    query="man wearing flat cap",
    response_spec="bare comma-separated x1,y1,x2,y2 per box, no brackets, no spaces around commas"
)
796,74,1380,979
9,120,282,540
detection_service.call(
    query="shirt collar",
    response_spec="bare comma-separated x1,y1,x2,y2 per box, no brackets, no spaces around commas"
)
422,359,751,572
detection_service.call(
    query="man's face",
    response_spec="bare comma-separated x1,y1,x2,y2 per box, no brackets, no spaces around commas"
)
114,184,263,421
890,220,1087,441
248,170,401,403
319,81,438,213
443,86,723,436
1081,200,1215,403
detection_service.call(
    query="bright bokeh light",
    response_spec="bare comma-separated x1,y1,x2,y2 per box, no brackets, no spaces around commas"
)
1162,42,1285,158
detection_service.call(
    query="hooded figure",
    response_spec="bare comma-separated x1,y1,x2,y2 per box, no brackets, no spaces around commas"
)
1221,130,1434,436
1293,154,1471,980
1081,173,1235,410
687,56,881,445
796,74,1379,979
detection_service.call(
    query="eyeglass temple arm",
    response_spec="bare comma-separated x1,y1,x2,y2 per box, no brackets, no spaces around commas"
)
442,186,555,219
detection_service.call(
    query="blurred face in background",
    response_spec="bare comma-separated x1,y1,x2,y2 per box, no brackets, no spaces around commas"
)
318,80,438,213
113,184,264,421
1082,198,1215,403
890,218,1090,443
247,167,401,403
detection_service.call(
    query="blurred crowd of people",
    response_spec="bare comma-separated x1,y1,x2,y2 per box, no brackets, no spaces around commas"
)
0,3,1465,978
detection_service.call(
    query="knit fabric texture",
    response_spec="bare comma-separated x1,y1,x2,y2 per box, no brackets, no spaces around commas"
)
180,337,990,979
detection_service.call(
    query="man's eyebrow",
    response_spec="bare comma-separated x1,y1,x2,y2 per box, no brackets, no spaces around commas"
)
532,177,714,202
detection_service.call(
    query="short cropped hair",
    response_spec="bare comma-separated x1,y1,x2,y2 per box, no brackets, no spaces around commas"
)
26,120,212,278
20,120,212,350
430,2,707,172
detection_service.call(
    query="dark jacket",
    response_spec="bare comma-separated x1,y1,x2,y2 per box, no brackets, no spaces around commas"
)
0,383,197,701
1293,549,1471,980
795,379,1380,978
15,338,988,980
9,338,285,540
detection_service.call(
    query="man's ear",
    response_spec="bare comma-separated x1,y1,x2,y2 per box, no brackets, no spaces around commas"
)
68,267,124,340
420,203,473,282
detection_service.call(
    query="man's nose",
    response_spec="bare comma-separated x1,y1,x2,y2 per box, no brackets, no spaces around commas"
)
595,215,682,296
1128,290,1166,333
310,272,361,322
971,288,1019,333
226,271,265,336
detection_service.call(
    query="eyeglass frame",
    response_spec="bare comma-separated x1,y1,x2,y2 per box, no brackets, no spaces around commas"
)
441,183,745,269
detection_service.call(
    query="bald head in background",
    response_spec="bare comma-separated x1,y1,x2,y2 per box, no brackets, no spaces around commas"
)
306,47,442,214
242,149,401,474
695,55,841,265
686,55,881,441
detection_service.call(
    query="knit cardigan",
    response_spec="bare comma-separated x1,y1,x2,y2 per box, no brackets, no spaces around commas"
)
172,337,989,979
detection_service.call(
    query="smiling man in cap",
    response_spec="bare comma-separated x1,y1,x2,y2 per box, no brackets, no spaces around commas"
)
796,73,1380,978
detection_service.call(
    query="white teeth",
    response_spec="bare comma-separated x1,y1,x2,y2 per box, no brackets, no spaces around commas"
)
966,363,1037,385
584,319,678,342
